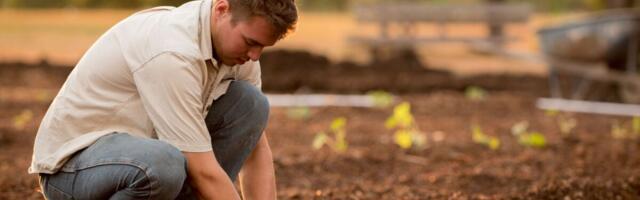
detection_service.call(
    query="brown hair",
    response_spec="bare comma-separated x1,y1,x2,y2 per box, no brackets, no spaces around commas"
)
228,0,298,40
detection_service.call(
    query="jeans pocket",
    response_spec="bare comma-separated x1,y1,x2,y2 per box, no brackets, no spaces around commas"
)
44,181,73,200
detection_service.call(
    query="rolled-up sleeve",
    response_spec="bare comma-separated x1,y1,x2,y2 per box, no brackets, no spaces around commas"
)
133,52,212,152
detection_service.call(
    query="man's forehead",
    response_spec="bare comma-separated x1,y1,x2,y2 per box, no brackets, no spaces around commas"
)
239,16,278,46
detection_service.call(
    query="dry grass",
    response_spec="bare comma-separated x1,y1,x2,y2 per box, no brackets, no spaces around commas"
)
0,9,583,75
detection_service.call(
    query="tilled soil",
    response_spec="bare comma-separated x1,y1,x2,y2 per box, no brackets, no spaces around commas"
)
1,52,639,199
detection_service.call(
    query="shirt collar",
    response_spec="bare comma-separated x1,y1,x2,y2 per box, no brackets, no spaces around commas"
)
199,0,218,66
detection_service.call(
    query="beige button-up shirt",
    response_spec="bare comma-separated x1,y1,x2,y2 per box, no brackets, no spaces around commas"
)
29,0,262,174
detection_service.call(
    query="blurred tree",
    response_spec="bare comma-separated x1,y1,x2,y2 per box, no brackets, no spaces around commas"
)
606,0,635,8
3,0,66,8
298,0,349,11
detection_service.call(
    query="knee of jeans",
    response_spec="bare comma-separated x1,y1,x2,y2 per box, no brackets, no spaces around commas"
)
142,142,187,195
228,81,270,125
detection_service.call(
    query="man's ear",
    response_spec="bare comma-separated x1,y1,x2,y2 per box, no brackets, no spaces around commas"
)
213,0,230,18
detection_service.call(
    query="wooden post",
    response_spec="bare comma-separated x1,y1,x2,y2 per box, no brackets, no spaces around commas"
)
487,0,505,48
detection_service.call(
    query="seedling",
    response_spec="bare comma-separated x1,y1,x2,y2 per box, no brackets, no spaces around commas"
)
465,86,487,101
12,109,34,130
557,115,577,136
511,120,546,148
633,117,640,134
35,89,54,103
545,110,577,136
544,109,559,117
611,117,640,139
471,124,500,150
367,90,394,108
286,106,311,120
313,117,348,153
385,102,427,150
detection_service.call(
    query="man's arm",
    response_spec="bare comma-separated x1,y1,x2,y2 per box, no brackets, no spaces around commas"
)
183,151,241,200
239,133,277,200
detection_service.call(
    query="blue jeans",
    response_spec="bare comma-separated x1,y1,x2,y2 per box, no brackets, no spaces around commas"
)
39,81,270,200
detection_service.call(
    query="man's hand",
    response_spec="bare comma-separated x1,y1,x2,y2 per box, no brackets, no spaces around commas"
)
183,151,241,200
239,133,277,200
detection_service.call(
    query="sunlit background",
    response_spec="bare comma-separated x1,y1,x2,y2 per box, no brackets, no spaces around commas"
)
2,0,640,199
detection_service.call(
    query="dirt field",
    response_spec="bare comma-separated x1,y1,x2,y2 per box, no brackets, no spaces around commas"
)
1,50,639,199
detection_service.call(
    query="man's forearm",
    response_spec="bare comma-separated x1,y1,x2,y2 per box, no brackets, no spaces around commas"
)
239,133,277,200
184,151,241,200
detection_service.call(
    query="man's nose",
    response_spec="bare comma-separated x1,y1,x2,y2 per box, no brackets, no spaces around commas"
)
247,46,263,61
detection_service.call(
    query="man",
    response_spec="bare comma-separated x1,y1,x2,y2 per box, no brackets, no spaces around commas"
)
28,0,297,199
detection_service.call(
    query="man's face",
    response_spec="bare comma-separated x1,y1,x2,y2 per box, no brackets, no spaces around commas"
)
212,1,278,66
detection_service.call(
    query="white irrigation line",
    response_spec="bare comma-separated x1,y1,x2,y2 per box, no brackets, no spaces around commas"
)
536,98,640,117
266,94,381,107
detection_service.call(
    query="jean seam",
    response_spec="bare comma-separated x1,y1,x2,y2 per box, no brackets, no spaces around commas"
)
47,181,73,199
74,160,153,199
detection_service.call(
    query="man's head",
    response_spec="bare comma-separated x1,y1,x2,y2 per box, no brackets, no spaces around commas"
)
211,0,298,66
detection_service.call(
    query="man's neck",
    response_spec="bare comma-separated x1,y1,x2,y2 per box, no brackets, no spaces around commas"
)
211,39,220,61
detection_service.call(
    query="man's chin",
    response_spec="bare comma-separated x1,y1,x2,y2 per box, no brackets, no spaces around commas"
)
221,59,245,66
220,60,236,66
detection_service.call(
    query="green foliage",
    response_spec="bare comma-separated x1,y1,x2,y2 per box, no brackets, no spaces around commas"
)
471,124,499,150
313,117,348,153
2,0,66,8
511,120,546,148
545,111,577,136
583,0,606,10
611,117,640,140
367,90,394,108
385,102,427,150
465,86,487,101
558,116,577,135
510,120,529,135
544,109,559,117
518,132,546,148
385,102,413,129
298,0,349,11
286,106,311,120
633,117,640,134
312,131,327,149
12,110,34,130
35,89,54,103
612,121,629,139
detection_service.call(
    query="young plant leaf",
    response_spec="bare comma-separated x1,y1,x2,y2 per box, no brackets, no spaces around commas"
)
334,136,348,153
411,130,428,149
472,125,488,143
367,90,394,108
511,121,529,136
488,138,500,150
465,86,487,101
632,117,640,134
471,125,500,150
518,132,546,148
385,102,413,129
287,106,311,120
545,109,559,117
394,130,413,149
12,109,34,130
330,117,346,133
312,132,328,150
611,121,628,139
558,116,577,135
